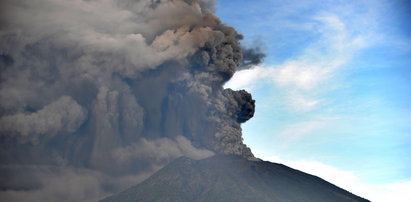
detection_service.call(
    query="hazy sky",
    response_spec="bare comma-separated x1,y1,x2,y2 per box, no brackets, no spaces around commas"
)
217,0,411,201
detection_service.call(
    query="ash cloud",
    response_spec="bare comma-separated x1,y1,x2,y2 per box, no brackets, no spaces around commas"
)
0,0,260,201
242,47,266,67
0,96,87,144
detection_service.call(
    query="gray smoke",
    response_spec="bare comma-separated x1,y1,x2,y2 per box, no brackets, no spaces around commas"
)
0,0,259,201
242,47,266,67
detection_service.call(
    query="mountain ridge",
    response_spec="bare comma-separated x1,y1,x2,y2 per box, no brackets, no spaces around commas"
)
100,155,370,202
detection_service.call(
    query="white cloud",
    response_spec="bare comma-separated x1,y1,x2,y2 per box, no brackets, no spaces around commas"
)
224,66,265,90
286,92,321,111
278,120,330,139
261,155,411,202
275,117,337,148
225,12,367,112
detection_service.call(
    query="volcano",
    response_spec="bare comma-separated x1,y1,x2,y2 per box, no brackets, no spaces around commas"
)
100,155,369,202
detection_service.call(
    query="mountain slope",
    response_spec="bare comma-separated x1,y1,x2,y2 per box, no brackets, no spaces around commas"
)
100,155,370,202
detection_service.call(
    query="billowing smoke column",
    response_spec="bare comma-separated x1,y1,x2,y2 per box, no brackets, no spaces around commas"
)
0,0,261,201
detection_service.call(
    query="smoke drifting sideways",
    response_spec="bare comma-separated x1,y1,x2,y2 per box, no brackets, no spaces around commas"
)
0,0,262,201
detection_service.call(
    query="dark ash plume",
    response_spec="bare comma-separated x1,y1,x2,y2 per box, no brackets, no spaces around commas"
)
0,0,256,201
241,47,266,68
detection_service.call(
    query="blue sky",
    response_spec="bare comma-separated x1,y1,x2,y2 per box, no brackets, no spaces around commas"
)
217,0,411,201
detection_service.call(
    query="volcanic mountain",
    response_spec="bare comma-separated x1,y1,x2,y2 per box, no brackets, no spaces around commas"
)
100,155,369,202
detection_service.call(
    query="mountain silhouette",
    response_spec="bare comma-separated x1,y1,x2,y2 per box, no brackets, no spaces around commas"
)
100,155,370,202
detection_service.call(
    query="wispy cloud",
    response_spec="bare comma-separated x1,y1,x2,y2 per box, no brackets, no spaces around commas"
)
226,11,369,112
286,92,321,111
275,117,338,148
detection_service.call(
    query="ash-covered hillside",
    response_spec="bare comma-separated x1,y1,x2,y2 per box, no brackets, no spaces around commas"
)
100,155,370,202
